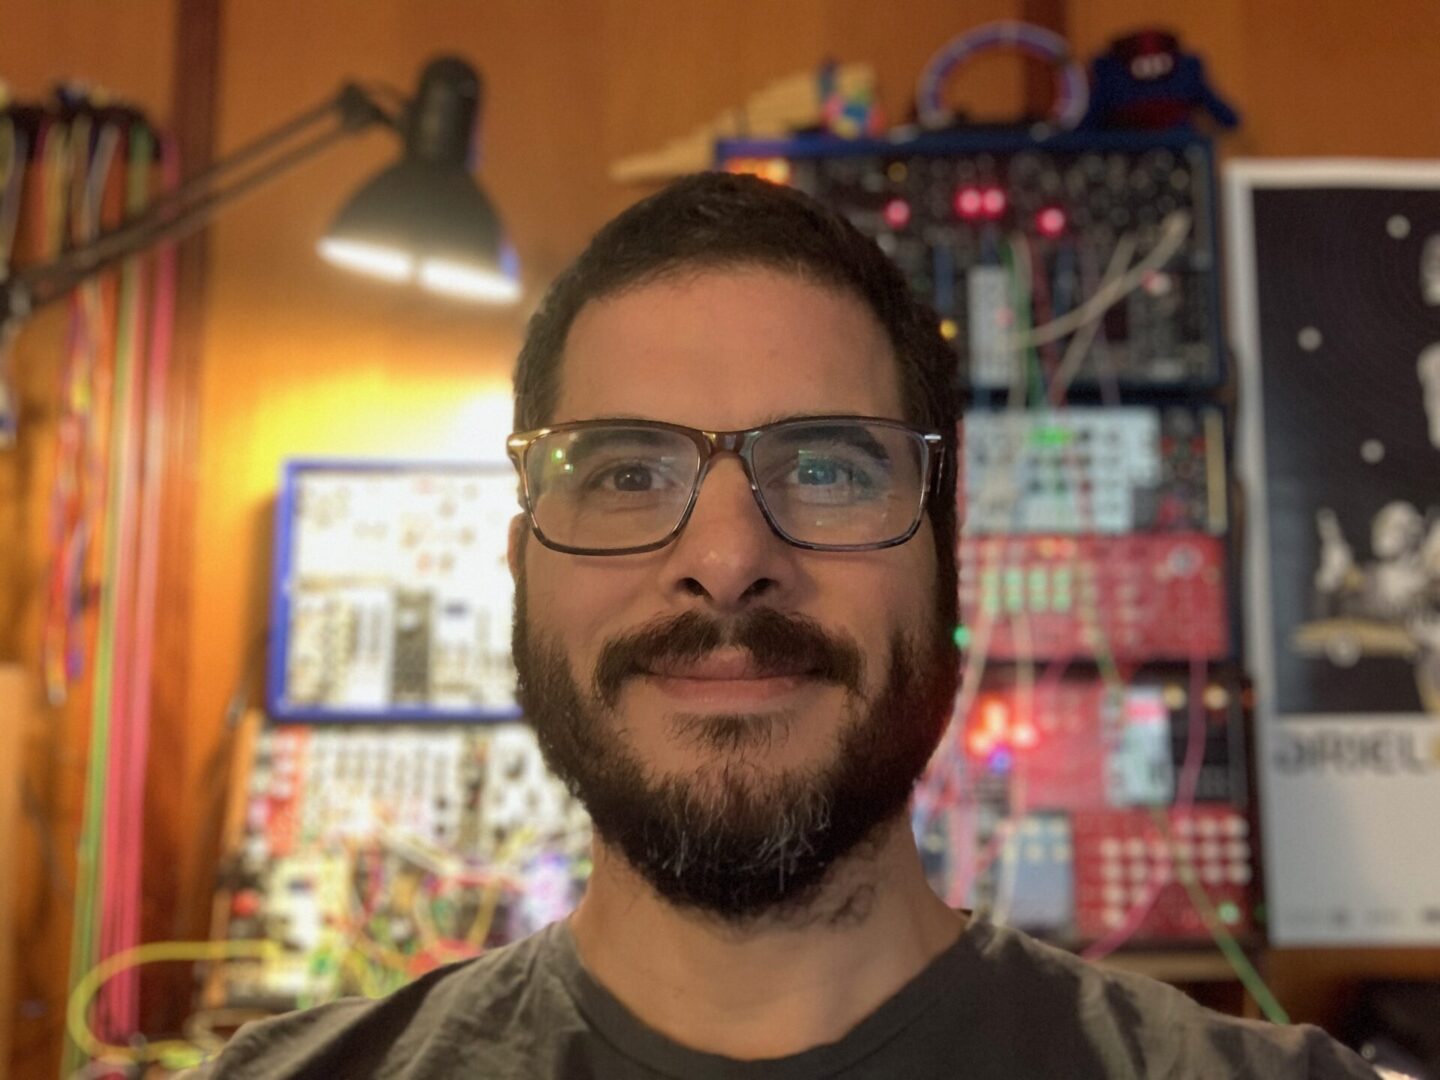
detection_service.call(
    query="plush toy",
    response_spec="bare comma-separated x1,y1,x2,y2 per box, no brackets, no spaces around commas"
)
1082,29,1239,131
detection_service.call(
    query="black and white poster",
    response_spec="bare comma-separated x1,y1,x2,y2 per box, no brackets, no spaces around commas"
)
1227,161,1440,946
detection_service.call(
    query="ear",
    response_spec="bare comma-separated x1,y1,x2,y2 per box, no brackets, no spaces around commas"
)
507,513,528,584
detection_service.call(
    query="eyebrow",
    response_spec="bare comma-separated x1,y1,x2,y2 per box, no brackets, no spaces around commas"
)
565,426,677,452
563,412,889,429
766,422,892,462
751,412,886,428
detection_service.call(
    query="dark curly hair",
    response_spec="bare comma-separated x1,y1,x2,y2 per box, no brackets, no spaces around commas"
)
512,170,958,607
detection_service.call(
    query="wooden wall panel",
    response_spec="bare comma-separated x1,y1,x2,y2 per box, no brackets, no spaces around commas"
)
2,1,175,114
137,0,223,1042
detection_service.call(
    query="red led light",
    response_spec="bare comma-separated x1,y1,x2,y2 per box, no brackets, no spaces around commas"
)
883,197,912,230
980,697,1010,735
967,695,1042,755
1011,722,1040,750
1035,205,1067,238
955,185,983,219
980,186,1007,219
1143,270,1174,297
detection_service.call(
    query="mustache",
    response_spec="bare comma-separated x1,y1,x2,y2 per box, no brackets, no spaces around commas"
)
592,609,864,708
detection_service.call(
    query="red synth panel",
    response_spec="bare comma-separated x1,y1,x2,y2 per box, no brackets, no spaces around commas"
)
252,727,310,858
958,533,1229,660
1071,805,1254,941
963,680,1111,810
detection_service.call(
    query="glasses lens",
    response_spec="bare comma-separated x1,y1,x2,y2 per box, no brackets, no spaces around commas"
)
751,421,928,547
525,425,701,551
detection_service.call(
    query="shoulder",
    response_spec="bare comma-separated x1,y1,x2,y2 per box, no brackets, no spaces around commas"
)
964,915,1376,1079
188,924,571,1079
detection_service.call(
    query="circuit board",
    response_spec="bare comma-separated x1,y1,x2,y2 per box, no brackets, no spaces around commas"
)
719,129,1222,393
913,672,1257,946
209,720,591,1010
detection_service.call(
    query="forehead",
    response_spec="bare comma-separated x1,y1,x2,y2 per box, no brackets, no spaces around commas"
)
551,267,905,429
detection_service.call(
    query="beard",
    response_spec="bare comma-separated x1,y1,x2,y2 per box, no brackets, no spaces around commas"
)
512,564,958,927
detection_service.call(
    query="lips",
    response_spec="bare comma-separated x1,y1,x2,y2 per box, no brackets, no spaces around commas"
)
638,650,820,707
590,609,864,709
644,650,814,681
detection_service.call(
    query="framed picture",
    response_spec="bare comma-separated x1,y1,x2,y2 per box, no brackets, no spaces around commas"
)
1227,160,1440,944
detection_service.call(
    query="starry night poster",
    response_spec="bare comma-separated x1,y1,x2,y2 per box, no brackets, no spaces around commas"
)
1244,175,1440,717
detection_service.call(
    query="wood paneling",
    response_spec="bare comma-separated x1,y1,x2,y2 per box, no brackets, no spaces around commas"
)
138,0,223,1039
0,1,175,114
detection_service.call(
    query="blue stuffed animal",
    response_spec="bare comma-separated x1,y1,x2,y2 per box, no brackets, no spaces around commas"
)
1083,29,1239,131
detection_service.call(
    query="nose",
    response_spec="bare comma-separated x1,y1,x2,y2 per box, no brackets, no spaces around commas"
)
662,456,795,611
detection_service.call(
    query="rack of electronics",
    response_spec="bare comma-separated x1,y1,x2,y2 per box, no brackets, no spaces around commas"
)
206,462,592,1011
717,128,1259,956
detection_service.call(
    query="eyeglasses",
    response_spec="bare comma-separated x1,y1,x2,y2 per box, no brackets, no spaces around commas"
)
507,415,944,556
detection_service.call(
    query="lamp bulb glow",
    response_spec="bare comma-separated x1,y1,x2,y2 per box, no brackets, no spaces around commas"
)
317,238,415,282
418,258,521,304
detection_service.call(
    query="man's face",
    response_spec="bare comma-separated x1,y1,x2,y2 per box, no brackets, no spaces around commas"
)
511,267,956,923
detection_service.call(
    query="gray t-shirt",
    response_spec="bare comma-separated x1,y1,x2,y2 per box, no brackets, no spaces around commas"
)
188,912,1375,1078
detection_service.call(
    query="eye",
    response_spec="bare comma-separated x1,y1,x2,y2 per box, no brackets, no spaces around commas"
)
795,457,856,487
578,457,684,498
775,451,885,505
602,462,655,492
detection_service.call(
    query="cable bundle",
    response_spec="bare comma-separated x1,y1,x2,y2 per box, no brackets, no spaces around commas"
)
2,91,178,1073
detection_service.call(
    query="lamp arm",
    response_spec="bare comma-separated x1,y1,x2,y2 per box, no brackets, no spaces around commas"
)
144,84,393,222
0,82,396,325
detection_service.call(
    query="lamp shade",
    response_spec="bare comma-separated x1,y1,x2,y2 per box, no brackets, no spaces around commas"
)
319,57,519,303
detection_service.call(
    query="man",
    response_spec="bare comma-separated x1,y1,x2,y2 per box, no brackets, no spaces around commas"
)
193,173,1375,1078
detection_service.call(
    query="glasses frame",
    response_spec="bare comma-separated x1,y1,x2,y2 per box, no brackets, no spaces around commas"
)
506,415,945,556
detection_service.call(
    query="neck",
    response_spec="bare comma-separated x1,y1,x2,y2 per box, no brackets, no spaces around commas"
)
568,815,966,1061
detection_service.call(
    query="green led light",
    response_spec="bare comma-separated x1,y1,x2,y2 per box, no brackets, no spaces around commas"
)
982,569,1001,616
1028,567,1048,612
953,624,972,649
551,448,566,461
1032,425,1072,448
1218,900,1241,926
1052,567,1072,612
1004,567,1024,613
